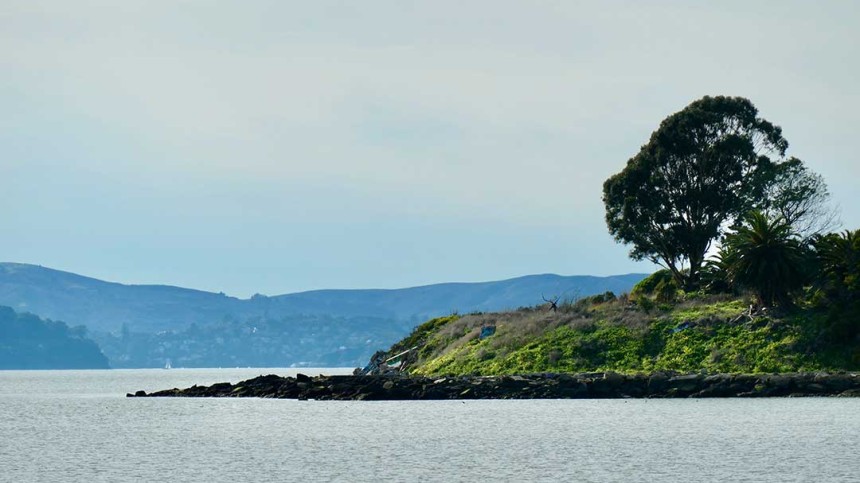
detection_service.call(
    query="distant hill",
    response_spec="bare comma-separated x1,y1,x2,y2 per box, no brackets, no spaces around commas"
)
0,305,109,369
0,263,646,334
0,263,647,368
0,263,241,333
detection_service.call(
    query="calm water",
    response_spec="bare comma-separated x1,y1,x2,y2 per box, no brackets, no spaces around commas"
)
1,369,858,482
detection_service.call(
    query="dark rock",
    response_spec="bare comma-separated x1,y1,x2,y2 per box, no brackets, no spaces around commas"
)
805,383,827,393
130,371,860,400
668,374,703,394
764,375,792,389
647,372,669,394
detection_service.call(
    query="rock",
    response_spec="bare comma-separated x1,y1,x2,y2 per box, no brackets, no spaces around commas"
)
603,371,624,386
647,372,669,394
131,371,860,400
208,382,233,395
813,371,831,383
822,374,854,392
805,383,826,393
556,382,588,398
668,374,702,394
590,373,627,398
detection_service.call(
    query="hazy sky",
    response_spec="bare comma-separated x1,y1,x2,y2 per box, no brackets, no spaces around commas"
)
2,1,858,297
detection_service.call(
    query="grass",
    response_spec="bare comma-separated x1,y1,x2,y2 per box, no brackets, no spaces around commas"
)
391,295,860,376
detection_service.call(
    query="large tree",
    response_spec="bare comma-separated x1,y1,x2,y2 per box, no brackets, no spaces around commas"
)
758,157,840,239
603,96,788,290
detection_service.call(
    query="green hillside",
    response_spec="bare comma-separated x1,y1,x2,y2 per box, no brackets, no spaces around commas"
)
383,293,859,376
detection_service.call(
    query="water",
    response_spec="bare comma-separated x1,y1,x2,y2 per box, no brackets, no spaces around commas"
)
1,369,858,482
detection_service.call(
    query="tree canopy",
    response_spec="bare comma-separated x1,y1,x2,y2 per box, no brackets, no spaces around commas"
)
603,95,790,290
758,157,839,239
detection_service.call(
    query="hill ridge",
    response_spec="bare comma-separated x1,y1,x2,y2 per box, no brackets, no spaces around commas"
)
0,262,646,334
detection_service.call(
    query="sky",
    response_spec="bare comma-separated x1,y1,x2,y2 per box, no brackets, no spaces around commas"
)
2,1,858,297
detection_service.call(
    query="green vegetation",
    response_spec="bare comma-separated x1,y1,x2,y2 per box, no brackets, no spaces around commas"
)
602,96,789,290
393,218,858,376
602,96,835,291
385,315,459,360
720,212,807,307
390,217,859,376
361,95,859,378
759,157,839,239
389,296,858,376
0,306,109,369
812,229,860,341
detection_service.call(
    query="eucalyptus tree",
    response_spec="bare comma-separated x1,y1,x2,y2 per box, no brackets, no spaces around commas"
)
603,96,789,290
758,157,840,239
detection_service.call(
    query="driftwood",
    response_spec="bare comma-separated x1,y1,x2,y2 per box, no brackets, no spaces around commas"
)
730,304,767,324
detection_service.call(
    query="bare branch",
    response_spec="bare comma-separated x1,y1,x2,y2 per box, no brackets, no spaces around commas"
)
541,294,560,312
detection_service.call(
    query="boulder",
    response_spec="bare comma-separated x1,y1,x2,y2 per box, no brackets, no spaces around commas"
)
647,372,669,394
668,374,702,394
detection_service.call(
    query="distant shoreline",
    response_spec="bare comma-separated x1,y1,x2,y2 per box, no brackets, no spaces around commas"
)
129,371,860,400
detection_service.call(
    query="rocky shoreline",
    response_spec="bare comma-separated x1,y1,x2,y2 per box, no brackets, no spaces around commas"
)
129,371,860,400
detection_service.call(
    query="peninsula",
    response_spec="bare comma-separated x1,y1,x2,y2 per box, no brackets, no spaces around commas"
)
131,96,859,400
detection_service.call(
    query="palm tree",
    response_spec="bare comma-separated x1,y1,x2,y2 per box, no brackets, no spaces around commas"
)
721,211,807,307
813,229,860,303
811,229,860,339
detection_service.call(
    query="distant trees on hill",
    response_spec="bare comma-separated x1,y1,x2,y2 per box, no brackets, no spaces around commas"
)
93,314,413,369
0,306,109,369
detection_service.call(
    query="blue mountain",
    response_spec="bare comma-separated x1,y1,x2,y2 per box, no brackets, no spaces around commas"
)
0,263,646,333
0,263,647,367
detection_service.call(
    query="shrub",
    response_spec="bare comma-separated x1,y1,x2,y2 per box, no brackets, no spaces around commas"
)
634,295,655,313
700,257,733,294
654,278,678,303
722,211,808,307
813,229,860,339
632,269,676,297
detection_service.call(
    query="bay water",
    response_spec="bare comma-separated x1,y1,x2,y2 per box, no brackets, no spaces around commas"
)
1,369,858,482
